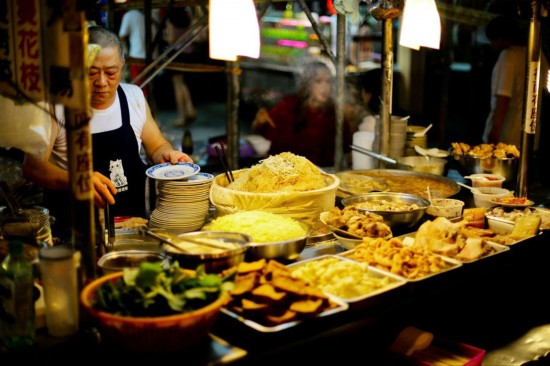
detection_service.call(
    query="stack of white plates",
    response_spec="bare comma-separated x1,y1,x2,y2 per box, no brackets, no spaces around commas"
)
389,117,408,160
404,125,428,156
149,172,215,232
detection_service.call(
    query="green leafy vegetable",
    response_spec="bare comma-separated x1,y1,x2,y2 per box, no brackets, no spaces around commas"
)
93,261,234,317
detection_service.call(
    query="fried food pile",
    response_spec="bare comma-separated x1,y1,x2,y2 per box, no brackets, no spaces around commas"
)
224,259,339,326
451,142,520,159
345,237,451,280
322,206,392,239
414,217,497,261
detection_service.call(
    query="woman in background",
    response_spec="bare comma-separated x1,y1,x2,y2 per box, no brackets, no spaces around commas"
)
252,61,353,168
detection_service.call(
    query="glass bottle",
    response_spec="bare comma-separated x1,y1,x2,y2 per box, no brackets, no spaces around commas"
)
0,240,35,351
182,129,194,155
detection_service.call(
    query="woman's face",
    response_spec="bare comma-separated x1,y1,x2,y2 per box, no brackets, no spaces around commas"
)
309,69,332,106
88,46,124,110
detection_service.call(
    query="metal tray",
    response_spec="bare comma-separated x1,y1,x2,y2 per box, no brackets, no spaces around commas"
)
287,255,407,303
397,231,510,264
338,246,462,282
343,169,460,199
220,293,348,333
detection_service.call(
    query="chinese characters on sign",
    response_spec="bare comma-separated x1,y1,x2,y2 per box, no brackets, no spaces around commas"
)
0,0,44,101
525,61,541,135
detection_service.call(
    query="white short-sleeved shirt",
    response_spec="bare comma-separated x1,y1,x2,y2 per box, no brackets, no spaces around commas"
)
483,46,548,148
50,83,147,169
118,10,159,59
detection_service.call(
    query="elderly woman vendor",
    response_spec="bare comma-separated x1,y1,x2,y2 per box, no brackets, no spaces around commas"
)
22,26,192,234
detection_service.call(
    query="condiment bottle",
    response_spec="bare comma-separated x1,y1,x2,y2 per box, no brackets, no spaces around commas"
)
0,240,36,351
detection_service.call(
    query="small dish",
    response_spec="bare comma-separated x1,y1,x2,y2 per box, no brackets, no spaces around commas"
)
489,196,534,208
146,162,200,180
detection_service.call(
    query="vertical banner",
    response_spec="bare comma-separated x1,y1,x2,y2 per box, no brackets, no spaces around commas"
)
0,1,16,97
41,0,89,109
525,61,541,135
1,0,45,101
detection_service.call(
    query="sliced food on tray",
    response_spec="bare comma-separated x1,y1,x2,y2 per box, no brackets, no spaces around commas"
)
340,237,461,281
221,259,348,332
288,255,406,302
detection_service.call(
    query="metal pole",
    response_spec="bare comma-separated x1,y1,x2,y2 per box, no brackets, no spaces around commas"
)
335,14,346,171
297,0,336,65
227,61,241,170
380,19,394,161
518,0,542,197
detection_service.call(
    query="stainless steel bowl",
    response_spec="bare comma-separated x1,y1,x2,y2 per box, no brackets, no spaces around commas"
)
159,231,251,273
98,250,169,274
341,192,431,228
246,222,311,261
247,237,308,261
451,153,517,183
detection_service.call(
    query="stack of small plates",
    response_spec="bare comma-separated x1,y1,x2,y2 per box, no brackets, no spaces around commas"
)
389,117,408,160
405,125,428,156
149,172,214,231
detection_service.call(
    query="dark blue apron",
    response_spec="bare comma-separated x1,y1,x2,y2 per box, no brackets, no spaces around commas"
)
45,86,147,237
91,85,147,218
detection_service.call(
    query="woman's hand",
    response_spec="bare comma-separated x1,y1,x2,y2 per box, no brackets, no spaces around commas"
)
252,108,275,130
159,150,194,164
92,172,117,208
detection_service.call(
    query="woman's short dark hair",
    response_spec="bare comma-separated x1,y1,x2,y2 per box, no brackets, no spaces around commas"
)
88,25,125,61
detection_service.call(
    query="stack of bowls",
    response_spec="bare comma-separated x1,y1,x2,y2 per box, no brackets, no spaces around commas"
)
149,172,214,231
389,116,408,160
405,125,428,156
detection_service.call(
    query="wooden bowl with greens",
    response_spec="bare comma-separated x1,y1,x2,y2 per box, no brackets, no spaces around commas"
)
80,261,233,352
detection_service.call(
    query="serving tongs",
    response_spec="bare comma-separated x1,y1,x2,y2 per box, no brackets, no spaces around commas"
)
139,225,231,253
349,145,413,170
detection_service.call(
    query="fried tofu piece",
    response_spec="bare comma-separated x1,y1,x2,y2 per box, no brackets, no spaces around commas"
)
237,258,266,274
241,298,270,314
265,310,298,325
252,283,287,304
271,273,309,295
230,272,259,296
290,298,323,315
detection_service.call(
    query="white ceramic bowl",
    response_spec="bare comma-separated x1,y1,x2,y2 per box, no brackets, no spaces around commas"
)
467,173,505,188
426,198,465,219
472,187,511,208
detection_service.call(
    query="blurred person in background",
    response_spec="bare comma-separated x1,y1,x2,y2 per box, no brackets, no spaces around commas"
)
482,15,548,148
482,14,548,188
251,61,353,168
22,26,192,237
164,7,199,127
118,9,160,97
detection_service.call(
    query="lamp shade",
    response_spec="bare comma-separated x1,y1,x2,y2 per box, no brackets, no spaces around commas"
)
209,0,261,61
399,0,441,50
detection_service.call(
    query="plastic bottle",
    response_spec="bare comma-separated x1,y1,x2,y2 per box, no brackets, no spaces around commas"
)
0,240,36,351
